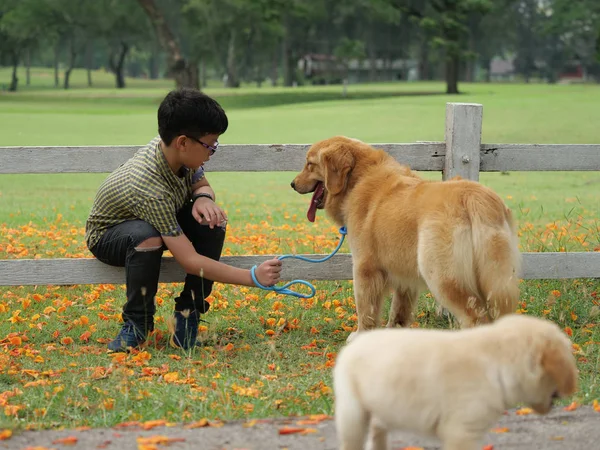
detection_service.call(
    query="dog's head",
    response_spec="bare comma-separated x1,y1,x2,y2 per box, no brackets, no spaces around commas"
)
291,136,374,223
513,316,578,414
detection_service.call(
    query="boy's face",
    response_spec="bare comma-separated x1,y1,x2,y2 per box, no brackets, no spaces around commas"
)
179,133,220,170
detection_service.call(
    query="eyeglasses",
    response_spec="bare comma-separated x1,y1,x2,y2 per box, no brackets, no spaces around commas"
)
186,136,219,155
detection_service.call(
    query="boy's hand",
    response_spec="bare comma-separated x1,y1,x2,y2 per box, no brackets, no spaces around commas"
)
192,197,228,229
254,258,283,287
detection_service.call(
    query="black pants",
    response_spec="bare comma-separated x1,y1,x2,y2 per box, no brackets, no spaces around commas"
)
89,201,226,333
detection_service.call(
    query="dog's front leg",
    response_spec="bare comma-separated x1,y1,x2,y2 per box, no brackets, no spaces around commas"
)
387,286,419,328
351,262,387,339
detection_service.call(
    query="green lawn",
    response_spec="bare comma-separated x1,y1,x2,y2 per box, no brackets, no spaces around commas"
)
0,73,599,430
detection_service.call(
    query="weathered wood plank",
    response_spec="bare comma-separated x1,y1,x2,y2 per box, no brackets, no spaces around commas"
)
0,143,446,174
0,255,355,286
4,143,598,175
481,144,600,172
1,252,598,286
444,103,483,181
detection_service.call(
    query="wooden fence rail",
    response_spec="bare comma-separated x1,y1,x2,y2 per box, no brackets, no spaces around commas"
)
1,102,599,286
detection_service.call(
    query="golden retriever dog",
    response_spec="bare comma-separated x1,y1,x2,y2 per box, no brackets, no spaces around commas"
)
333,314,578,450
291,136,521,335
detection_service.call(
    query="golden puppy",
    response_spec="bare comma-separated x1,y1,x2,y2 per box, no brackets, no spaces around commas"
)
291,136,521,334
333,314,578,450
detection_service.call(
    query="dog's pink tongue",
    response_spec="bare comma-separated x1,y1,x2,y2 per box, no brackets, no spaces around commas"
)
307,182,324,223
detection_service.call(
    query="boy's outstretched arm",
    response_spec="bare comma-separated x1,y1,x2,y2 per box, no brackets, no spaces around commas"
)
163,234,281,287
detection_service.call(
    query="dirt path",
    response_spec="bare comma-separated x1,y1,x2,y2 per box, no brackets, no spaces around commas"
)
3,406,599,450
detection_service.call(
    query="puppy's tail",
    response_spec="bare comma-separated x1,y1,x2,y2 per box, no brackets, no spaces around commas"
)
465,190,521,321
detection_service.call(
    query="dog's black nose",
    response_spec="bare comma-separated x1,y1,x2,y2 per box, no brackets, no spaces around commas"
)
290,181,295,189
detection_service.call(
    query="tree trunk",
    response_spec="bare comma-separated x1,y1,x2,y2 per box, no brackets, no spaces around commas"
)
9,51,19,92
110,42,129,89
86,41,93,87
418,38,430,80
225,30,239,88
54,43,60,88
200,59,206,88
282,36,291,86
367,36,377,82
25,49,31,86
446,54,460,94
148,39,159,79
63,37,77,90
136,0,199,89
482,56,492,82
271,44,278,86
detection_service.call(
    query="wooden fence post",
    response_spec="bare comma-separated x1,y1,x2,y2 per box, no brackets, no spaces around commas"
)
443,102,483,181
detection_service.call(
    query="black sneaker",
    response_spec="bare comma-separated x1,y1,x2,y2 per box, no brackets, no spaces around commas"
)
107,321,147,352
169,310,199,350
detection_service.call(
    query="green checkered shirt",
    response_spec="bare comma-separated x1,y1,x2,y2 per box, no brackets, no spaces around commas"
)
85,136,205,249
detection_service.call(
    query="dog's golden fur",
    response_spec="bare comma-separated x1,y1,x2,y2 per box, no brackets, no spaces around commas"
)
292,136,521,333
333,314,578,450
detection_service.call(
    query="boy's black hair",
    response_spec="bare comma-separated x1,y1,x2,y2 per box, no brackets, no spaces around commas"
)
158,88,228,145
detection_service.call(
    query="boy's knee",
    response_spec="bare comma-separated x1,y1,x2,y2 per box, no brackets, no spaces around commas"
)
135,236,164,252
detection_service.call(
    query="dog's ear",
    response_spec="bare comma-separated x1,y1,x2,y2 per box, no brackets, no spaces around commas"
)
321,146,355,195
540,336,578,397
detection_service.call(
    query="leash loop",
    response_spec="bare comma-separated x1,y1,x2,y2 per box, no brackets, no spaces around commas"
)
251,226,347,299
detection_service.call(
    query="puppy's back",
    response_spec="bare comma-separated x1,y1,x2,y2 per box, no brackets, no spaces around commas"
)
334,328,472,434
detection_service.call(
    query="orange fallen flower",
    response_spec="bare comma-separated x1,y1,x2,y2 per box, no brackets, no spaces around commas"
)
491,427,509,433
278,426,317,435
52,436,78,445
515,407,533,415
140,419,173,430
0,429,12,440
136,435,186,445
483,445,495,450
563,401,579,411
185,418,209,429
593,399,600,412
296,414,332,425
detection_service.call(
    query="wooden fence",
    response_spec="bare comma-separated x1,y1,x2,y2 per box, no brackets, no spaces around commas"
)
1,102,599,286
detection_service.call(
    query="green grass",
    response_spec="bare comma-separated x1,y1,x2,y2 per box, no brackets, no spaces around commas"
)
0,74,599,430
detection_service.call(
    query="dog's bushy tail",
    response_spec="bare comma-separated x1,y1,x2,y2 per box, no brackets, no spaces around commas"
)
465,190,522,320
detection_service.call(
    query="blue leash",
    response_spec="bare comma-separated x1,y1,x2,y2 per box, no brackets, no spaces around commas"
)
250,226,347,299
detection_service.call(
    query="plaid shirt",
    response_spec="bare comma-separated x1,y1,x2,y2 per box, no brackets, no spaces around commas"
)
85,136,205,249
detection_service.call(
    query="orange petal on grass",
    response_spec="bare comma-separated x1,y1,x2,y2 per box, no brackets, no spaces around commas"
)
52,436,78,445
296,414,332,425
140,419,168,430
0,429,12,440
593,399,600,412
515,407,533,415
184,418,210,429
113,421,141,428
563,401,579,411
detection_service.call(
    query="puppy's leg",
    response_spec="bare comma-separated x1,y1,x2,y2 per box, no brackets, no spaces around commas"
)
353,261,387,334
367,421,388,450
335,392,370,450
442,438,481,450
439,423,485,450
386,286,418,328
